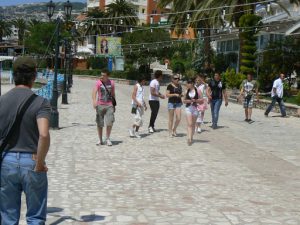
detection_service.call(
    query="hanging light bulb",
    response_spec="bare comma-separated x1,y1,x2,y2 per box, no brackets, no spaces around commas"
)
187,13,191,20
222,7,226,16
109,26,112,31
151,28,153,33
120,19,123,25
130,27,133,33
92,21,94,26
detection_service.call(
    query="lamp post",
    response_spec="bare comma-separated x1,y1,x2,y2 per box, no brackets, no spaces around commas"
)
61,0,72,104
47,0,72,128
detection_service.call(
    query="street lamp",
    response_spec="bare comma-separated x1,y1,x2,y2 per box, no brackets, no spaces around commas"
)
46,0,55,20
47,0,72,128
61,0,73,104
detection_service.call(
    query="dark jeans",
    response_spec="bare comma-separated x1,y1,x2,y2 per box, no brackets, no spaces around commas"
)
149,100,160,128
265,96,286,116
210,99,222,127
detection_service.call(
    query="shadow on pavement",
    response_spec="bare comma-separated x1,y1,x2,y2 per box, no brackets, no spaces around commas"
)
154,129,168,133
47,207,105,225
112,140,123,145
193,139,210,143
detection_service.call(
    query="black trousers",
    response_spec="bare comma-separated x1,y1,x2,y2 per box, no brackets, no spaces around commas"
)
149,100,160,128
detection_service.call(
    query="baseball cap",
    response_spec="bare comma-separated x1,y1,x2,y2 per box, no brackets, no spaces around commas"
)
13,57,37,74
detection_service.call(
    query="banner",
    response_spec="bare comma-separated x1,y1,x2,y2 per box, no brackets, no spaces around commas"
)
96,36,122,56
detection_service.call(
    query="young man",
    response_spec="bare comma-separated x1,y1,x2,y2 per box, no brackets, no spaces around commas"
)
265,73,287,117
207,72,229,129
92,70,116,146
129,76,147,138
148,70,165,133
239,73,259,122
0,57,51,225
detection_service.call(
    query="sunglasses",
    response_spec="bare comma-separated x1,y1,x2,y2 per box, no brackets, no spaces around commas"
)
173,78,180,80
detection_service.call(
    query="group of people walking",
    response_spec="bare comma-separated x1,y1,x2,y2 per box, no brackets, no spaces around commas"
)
92,69,288,147
128,70,229,146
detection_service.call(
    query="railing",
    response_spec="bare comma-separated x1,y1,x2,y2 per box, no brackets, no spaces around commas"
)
34,71,64,101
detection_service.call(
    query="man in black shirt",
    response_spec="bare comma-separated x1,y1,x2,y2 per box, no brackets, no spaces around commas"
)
207,73,228,129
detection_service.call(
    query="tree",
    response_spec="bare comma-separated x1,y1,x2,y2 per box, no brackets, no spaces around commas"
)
239,14,261,74
12,18,27,45
0,19,12,42
106,0,138,34
25,22,56,55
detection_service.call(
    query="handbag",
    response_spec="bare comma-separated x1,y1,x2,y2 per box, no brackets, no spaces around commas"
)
0,94,37,162
101,80,117,107
131,106,137,114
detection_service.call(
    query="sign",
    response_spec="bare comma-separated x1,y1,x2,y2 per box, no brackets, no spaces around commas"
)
96,36,122,57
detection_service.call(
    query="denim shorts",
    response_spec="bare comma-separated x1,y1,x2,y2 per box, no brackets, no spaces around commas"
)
168,102,182,110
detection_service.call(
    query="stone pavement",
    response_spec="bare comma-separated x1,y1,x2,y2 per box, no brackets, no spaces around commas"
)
2,78,300,225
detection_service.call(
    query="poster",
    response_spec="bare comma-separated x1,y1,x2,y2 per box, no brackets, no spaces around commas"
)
96,36,122,56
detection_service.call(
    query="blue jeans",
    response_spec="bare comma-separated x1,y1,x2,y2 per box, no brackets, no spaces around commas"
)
0,152,48,225
265,96,286,116
210,99,222,127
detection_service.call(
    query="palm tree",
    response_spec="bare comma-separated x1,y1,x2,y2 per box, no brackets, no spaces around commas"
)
106,0,138,35
0,19,12,42
12,18,27,45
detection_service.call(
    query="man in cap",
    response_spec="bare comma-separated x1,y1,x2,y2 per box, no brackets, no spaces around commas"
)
0,57,51,224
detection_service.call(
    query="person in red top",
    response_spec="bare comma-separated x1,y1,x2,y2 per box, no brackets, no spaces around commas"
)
92,70,116,146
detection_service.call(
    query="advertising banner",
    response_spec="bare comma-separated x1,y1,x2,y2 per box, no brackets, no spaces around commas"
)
96,36,122,56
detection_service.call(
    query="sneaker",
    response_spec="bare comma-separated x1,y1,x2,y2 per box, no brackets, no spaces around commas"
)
244,118,249,122
197,127,202,133
129,128,135,137
152,127,157,132
106,139,112,146
264,112,268,117
134,132,141,138
148,127,154,133
96,140,104,146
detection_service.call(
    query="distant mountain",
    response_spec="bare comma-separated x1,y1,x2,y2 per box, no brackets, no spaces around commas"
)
0,2,86,20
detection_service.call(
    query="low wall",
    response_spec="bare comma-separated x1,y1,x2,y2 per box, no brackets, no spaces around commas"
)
228,89,300,117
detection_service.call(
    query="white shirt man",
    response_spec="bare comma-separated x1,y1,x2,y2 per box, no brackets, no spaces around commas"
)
271,77,284,98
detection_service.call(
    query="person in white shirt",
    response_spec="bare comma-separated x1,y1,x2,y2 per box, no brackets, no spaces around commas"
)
148,70,165,133
129,76,147,138
265,73,287,117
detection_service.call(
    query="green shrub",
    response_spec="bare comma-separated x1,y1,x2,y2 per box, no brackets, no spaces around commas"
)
223,68,246,89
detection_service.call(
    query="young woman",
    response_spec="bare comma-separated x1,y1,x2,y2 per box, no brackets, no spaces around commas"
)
129,76,147,138
195,74,209,133
166,74,183,137
183,78,203,146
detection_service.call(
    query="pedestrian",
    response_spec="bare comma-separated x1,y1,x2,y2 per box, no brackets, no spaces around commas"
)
0,57,51,225
92,69,116,146
195,74,209,133
183,78,203,146
239,73,259,122
129,76,147,138
148,70,165,133
207,72,229,129
166,74,183,137
264,73,287,117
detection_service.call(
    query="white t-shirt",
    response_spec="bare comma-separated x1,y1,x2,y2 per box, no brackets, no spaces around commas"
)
149,79,160,101
132,83,144,106
271,78,284,98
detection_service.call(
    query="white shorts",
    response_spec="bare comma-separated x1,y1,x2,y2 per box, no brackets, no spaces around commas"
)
133,107,144,127
185,106,199,117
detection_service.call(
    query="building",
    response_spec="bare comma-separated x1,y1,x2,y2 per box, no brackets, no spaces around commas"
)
87,0,170,25
214,0,300,71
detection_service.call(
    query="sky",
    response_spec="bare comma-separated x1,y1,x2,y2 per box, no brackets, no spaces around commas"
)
0,0,86,7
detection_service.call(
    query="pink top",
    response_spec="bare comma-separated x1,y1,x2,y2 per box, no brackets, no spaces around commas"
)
95,79,115,106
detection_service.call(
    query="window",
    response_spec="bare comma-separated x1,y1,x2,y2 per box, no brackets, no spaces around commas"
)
226,40,233,52
220,41,226,52
233,39,239,51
